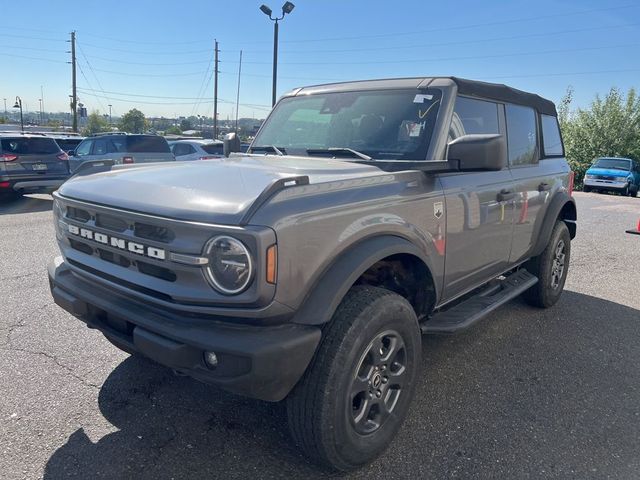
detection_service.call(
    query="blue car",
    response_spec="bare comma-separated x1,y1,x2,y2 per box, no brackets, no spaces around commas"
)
583,157,640,197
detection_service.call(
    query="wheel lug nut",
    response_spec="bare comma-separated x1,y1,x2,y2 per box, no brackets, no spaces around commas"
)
376,390,381,398
382,377,388,384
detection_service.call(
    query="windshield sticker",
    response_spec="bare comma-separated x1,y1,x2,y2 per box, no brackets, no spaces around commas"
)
413,94,434,103
408,122,424,137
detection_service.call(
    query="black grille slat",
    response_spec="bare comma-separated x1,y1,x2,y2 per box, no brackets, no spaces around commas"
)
134,222,175,243
67,207,91,223
137,261,177,282
95,213,128,232
69,239,93,255
97,248,131,268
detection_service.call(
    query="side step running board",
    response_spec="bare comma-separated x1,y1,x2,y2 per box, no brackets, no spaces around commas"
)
421,269,538,334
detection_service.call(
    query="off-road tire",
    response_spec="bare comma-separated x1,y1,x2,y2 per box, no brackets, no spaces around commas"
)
286,286,421,472
524,221,571,308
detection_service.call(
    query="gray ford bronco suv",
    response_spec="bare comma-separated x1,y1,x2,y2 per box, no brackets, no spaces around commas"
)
48,77,576,471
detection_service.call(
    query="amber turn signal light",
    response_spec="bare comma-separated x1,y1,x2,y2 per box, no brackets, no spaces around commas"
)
266,245,277,284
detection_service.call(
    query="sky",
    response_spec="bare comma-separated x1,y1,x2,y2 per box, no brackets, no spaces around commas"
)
1,0,639,120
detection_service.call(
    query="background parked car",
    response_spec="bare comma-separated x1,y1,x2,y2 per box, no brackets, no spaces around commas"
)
68,133,174,173
169,139,225,161
0,133,70,197
52,135,85,154
583,157,640,197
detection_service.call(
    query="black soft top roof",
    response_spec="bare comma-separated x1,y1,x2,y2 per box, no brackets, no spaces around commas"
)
451,77,557,116
292,76,558,117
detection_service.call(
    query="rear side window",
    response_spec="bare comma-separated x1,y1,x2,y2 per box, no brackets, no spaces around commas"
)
506,104,538,166
449,97,499,140
172,143,195,156
1,137,61,155
126,136,170,153
540,114,563,157
202,144,224,155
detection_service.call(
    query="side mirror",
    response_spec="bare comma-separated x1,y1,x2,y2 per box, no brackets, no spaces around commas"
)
223,132,241,158
447,134,507,171
67,150,76,156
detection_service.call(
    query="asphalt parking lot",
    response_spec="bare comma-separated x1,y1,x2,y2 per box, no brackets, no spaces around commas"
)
1,191,639,479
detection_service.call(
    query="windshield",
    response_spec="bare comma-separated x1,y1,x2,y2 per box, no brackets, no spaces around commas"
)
252,88,442,160
593,158,631,170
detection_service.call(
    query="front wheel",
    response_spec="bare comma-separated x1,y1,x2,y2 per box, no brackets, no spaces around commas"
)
287,286,421,472
524,221,571,308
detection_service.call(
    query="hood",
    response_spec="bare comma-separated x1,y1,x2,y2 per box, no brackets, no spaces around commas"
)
586,167,631,177
58,155,385,224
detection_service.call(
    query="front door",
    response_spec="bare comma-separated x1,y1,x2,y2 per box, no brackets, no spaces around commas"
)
440,96,515,301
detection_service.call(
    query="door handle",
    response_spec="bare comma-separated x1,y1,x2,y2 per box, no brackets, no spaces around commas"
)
538,182,551,192
497,189,516,202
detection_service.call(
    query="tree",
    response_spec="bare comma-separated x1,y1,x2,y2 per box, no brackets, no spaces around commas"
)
119,108,147,133
83,110,110,135
559,87,640,187
165,125,182,135
180,118,192,131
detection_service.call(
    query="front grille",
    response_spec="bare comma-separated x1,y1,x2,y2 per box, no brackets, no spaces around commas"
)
68,259,175,302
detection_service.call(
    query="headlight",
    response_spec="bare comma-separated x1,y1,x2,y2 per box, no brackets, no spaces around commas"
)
585,174,595,180
203,235,253,294
615,176,628,182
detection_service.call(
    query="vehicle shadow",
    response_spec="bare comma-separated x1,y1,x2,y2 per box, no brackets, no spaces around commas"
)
43,291,640,479
0,194,53,215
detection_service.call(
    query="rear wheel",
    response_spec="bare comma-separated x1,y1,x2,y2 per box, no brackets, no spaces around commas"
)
524,221,571,308
287,286,421,472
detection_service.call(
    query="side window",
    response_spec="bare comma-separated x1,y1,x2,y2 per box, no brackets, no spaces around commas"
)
541,114,563,157
506,104,538,166
449,97,499,141
172,143,191,156
75,140,93,156
93,139,107,155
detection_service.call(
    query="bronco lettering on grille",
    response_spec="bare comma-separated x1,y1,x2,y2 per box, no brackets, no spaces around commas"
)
67,224,166,260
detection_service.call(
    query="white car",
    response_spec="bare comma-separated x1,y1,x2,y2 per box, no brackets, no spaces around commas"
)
169,139,224,161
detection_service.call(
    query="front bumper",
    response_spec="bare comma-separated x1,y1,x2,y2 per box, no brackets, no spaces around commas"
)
48,258,321,401
584,178,628,190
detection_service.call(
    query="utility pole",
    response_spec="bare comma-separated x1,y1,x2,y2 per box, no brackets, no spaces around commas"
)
40,85,45,125
108,104,112,124
69,31,78,132
235,50,242,132
213,39,219,140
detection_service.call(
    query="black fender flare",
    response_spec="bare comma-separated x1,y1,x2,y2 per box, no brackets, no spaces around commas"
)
531,192,577,257
291,235,435,326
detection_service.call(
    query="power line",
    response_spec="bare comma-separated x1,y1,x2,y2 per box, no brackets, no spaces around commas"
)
238,22,640,55
77,41,113,112
235,42,640,66
83,66,209,77
80,41,211,56
0,52,66,64
77,88,272,110
276,3,640,44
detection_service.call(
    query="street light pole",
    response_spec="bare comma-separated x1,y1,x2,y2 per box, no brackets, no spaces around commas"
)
38,98,43,125
108,104,112,124
13,96,24,131
260,2,295,107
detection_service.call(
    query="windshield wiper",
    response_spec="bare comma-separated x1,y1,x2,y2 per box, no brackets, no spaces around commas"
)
306,147,372,161
250,145,285,156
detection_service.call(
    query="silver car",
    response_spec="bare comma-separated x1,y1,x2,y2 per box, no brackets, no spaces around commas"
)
69,134,174,173
169,139,224,161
